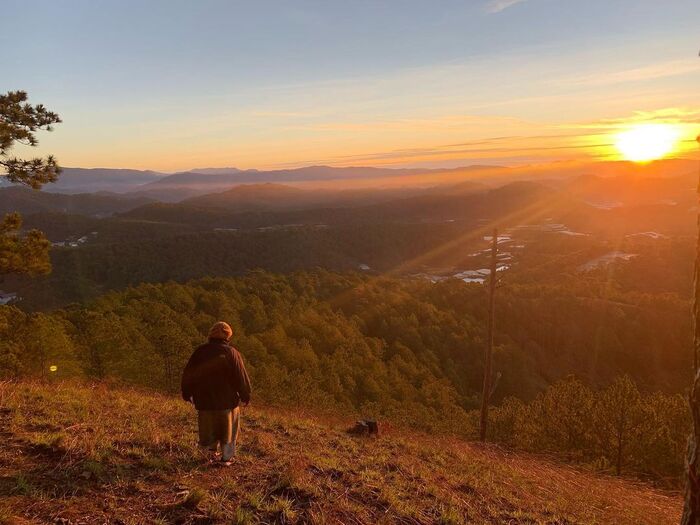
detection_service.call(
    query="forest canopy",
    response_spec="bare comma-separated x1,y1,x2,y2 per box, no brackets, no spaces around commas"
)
1,270,690,481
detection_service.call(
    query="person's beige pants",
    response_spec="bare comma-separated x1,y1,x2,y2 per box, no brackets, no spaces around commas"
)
197,407,240,460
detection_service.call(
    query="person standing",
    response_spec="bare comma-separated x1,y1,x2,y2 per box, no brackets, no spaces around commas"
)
181,321,251,464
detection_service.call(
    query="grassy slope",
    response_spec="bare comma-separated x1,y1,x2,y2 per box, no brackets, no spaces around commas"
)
0,381,682,525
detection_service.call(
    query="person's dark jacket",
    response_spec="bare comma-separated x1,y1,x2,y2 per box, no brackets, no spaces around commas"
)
181,338,251,410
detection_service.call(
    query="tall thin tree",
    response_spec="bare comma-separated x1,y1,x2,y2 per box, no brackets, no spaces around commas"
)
682,134,700,525
479,228,498,441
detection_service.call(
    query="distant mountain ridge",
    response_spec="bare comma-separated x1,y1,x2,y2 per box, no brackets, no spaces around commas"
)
119,179,574,230
33,167,165,193
179,182,462,212
133,165,463,201
6,159,695,203
185,167,245,175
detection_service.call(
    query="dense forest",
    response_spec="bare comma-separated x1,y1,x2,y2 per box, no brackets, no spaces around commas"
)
0,270,690,480
7,223,459,308
8,213,695,310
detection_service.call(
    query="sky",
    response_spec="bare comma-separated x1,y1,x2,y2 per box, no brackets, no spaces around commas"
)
3,0,700,172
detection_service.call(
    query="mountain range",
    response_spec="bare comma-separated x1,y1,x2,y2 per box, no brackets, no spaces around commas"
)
3,159,696,226
4,159,695,203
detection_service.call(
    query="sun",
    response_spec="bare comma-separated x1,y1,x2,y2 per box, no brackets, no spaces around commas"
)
614,123,681,162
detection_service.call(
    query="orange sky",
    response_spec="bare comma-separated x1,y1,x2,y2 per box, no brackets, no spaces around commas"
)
6,1,700,172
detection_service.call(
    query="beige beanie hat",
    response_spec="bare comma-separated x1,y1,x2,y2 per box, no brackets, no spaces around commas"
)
209,321,233,341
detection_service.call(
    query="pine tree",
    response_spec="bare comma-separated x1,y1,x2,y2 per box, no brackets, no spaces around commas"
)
0,90,61,275
593,375,643,475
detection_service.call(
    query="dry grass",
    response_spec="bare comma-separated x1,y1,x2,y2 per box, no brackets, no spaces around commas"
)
0,380,682,524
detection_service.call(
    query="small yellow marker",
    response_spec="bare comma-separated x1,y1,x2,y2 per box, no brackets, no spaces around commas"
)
49,365,58,373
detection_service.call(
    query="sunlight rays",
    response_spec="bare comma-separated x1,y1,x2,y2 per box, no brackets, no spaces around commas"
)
323,188,576,314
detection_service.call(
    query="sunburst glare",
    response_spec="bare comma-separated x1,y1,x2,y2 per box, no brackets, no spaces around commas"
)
614,123,681,162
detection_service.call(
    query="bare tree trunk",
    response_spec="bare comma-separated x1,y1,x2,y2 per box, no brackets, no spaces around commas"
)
479,229,498,442
682,135,700,525
684,370,700,525
163,353,174,392
616,431,623,476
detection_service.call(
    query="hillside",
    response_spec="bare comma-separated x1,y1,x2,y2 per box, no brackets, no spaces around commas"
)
0,187,153,217
130,166,452,202
181,184,448,212
183,183,310,211
560,172,696,208
120,181,579,230
0,381,682,524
